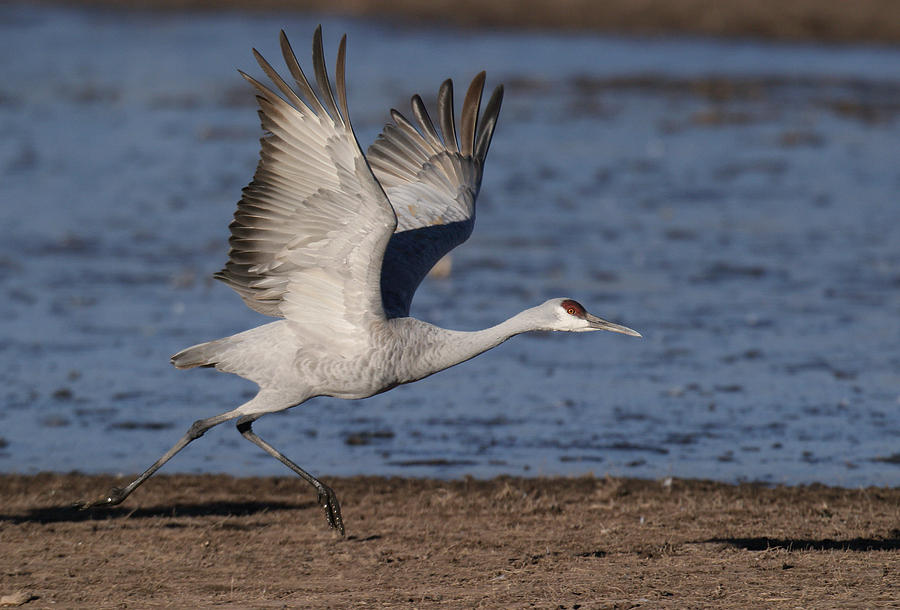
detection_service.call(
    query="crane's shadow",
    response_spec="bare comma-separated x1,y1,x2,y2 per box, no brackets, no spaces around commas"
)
703,535,900,552
0,500,317,525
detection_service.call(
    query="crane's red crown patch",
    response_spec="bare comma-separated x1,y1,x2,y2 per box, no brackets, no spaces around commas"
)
560,299,586,317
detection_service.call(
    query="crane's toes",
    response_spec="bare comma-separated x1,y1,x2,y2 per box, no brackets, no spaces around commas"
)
317,485,345,536
75,486,128,510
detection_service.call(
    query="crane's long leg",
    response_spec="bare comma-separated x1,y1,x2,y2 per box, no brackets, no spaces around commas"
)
236,415,344,536
77,410,239,509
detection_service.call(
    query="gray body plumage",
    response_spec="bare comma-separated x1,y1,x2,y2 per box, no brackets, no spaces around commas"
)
171,312,532,404
82,27,639,535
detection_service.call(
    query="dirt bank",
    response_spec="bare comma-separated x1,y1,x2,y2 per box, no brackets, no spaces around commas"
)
1,473,898,607
29,0,900,44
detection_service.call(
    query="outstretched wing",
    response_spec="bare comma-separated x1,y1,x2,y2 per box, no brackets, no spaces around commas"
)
367,74,503,318
214,28,397,347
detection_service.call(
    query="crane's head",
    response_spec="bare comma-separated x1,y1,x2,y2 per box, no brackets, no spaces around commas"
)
539,298,641,336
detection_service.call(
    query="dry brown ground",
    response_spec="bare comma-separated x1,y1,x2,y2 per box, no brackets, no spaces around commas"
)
1,473,899,607
31,0,900,44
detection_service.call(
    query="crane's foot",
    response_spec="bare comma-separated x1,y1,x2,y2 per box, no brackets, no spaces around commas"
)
74,486,129,510
317,484,345,536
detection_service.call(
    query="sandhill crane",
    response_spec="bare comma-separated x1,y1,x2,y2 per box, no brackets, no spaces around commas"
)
80,27,641,535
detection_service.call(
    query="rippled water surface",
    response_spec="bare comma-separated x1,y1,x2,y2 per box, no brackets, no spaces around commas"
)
1,5,899,486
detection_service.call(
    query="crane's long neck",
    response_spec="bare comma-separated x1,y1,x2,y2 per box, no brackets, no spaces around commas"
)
394,307,544,384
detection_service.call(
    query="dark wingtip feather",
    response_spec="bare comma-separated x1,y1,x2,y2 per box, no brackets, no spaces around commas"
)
279,29,325,117
336,34,350,127
474,84,503,161
437,79,458,153
251,47,307,110
312,25,342,124
460,71,486,157
410,94,443,151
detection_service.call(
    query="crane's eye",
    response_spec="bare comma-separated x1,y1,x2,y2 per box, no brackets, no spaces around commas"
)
561,299,586,317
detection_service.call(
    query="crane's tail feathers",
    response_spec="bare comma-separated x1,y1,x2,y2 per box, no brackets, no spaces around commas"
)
171,340,222,370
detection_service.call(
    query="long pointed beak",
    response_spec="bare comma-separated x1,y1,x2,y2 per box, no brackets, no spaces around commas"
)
585,313,642,337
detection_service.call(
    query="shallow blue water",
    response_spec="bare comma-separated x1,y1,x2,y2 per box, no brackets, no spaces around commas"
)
1,5,898,487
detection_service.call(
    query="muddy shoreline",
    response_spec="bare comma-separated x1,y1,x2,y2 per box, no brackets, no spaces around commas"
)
1,473,898,606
